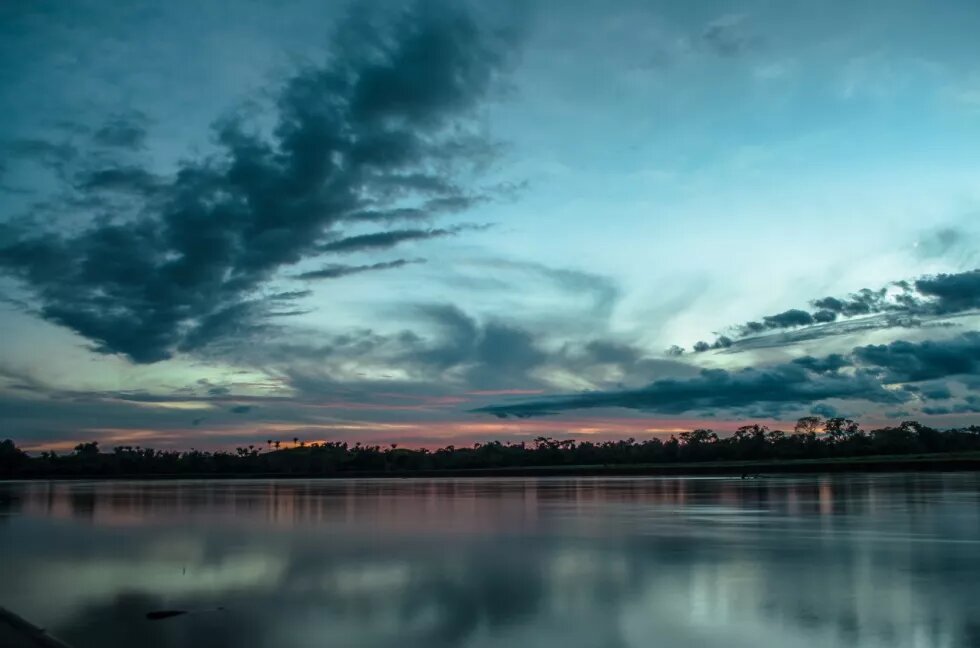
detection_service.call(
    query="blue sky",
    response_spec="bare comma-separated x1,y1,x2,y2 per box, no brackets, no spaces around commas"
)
1,0,979,450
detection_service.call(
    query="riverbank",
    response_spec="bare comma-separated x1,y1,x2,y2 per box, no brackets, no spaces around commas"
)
5,451,980,480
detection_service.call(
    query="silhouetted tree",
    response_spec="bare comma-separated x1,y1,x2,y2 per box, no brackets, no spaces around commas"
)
794,416,823,437
0,439,28,477
824,417,860,443
74,441,100,457
679,429,718,445
2,418,979,477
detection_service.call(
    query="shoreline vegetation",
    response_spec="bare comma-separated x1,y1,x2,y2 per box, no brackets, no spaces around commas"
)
3,417,980,479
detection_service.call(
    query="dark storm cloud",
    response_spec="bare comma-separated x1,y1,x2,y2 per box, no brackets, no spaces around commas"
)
713,312,944,355
295,258,424,280
690,269,980,353
318,224,481,253
919,383,952,400
267,290,313,301
485,332,980,421
692,336,732,352
476,362,902,418
914,270,980,313
812,288,889,317
0,1,520,363
900,381,957,401
852,332,980,382
790,353,850,374
761,308,814,329
480,331,980,419
347,193,488,223
922,396,980,416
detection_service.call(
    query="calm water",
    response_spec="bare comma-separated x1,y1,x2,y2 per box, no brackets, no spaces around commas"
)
1,475,979,648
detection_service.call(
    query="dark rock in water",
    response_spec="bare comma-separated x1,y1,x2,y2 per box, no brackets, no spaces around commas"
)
145,610,188,620
145,607,225,620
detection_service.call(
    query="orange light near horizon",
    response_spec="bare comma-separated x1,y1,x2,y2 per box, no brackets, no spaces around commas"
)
465,389,547,396
17,413,795,453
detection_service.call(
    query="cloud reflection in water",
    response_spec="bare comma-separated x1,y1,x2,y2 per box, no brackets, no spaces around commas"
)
1,475,979,648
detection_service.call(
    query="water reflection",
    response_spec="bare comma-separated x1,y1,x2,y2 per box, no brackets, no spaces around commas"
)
1,475,978,648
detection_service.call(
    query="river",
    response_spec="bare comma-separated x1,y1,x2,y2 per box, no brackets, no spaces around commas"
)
1,474,978,647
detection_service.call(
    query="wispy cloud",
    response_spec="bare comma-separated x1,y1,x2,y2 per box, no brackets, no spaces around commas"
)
294,259,425,280
688,268,980,353
0,1,523,363
480,332,980,419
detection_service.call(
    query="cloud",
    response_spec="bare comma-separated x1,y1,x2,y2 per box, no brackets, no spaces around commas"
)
710,312,947,355
790,353,850,374
809,403,839,418
693,336,732,352
690,268,980,353
3,138,77,171
174,297,696,404
0,1,521,363
476,362,902,418
480,332,980,419
701,15,759,58
74,166,161,195
400,304,548,389
914,226,973,260
317,224,481,253
267,290,313,301
852,332,980,382
922,395,980,416
919,383,952,400
91,112,149,149
465,259,621,321
811,289,889,317
294,258,424,280
914,270,980,314
761,308,814,329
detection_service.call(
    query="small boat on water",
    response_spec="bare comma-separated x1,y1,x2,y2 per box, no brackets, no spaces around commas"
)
0,607,74,648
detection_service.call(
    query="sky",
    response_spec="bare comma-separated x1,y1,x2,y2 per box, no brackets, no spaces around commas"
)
1,0,979,451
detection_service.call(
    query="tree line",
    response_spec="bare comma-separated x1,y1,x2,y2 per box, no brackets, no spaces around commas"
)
2,417,980,478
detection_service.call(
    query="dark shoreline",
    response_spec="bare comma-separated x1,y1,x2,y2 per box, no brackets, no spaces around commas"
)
5,452,980,481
